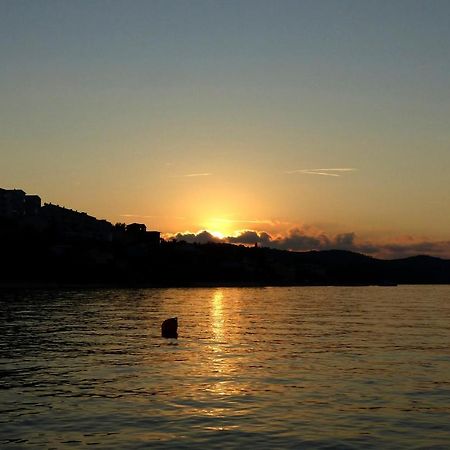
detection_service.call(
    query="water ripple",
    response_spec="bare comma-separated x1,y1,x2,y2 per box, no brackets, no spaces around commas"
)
1,286,450,448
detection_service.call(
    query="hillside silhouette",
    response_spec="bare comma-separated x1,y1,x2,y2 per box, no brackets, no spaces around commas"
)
1,188,449,286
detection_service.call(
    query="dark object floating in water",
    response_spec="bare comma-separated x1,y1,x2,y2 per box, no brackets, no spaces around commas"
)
161,317,178,338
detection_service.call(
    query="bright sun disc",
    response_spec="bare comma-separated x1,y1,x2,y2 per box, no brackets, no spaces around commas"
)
210,230,225,239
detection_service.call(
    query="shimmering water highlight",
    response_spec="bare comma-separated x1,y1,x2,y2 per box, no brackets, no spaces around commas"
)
1,286,450,449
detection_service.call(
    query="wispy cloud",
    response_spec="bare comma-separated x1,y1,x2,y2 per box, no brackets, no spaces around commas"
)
286,168,357,177
210,217,280,226
121,214,156,219
296,170,340,177
120,214,185,219
173,173,212,178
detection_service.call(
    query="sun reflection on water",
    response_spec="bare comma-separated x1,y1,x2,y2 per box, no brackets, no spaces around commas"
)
205,289,251,401
211,289,224,341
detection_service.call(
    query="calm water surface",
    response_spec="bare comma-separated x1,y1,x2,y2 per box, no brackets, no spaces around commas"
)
1,286,450,449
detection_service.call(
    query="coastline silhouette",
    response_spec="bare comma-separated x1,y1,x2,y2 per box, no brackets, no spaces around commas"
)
1,188,449,287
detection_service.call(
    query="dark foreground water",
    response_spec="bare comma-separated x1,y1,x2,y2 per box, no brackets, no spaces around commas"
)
1,286,450,449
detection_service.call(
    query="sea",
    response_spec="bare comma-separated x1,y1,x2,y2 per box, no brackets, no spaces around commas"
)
1,286,449,449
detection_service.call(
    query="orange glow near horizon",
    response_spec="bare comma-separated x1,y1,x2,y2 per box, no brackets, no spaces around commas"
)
201,218,236,238
209,230,225,239
200,214,246,239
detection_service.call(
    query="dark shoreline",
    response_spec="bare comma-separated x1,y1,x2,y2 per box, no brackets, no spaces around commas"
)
1,281,448,290
2,210,450,286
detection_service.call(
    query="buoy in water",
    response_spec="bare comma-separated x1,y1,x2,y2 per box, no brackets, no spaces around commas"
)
161,317,178,338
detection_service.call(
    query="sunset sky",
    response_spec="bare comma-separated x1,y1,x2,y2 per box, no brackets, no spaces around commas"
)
1,1,449,258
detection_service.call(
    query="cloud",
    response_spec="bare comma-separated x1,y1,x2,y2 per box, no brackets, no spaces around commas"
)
208,217,283,226
173,173,211,178
228,228,366,252
167,228,450,259
172,230,222,244
286,168,357,177
121,214,159,219
170,228,359,252
227,230,273,246
120,214,185,220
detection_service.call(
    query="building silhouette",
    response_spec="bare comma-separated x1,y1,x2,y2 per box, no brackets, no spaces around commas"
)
0,187,160,246
0,188,41,217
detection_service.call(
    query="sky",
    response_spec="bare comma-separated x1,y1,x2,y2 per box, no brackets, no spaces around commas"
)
1,0,449,258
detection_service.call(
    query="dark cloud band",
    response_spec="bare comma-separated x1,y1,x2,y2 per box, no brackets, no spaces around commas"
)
169,229,450,259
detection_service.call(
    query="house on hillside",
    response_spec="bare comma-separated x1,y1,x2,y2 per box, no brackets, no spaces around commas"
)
0,188,41,218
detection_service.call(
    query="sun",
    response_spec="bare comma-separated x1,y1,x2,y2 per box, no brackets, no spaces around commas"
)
202,217,235,239
210,230,225,239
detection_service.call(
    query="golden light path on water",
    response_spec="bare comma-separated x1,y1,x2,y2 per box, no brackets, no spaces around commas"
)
211,289,224,342
205,289,242,406
188,288,255,431
2,287,450,448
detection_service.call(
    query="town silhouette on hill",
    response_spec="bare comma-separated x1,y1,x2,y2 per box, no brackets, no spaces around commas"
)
1,188,449,287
